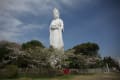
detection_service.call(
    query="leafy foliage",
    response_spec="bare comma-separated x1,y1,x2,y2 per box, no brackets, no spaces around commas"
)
0,40,119,78
64,42,101,69
103,56,120,71
22,40,45,50
0,65,18,78
0,45,11,61
73,42,99,56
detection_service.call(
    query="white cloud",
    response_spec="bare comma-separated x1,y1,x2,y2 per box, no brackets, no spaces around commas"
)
0,0,83,15
0,15,22,40
60,0,94,8
0,0,92,41
0,0,51,41
0,0,59,15
0,13,47,41
21,24,46,30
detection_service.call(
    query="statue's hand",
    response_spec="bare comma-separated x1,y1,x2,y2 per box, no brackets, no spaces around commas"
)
51,26,59,30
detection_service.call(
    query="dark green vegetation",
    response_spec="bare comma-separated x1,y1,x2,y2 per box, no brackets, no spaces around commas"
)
1,73,120,80
103,56,120,71
22,40,45,50
73,42,99,56
0,40,119,79
65,42,101,69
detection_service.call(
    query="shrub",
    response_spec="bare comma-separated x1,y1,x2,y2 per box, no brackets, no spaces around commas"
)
0,65,18,78
38,66,58,77
22,40,45,50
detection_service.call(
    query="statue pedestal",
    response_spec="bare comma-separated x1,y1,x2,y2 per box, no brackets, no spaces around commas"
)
49,49,65,69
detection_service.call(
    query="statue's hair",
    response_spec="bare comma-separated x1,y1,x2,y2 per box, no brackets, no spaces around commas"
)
53,8,59,15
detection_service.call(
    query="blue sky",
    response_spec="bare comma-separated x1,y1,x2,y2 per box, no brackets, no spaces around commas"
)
0,0,120,58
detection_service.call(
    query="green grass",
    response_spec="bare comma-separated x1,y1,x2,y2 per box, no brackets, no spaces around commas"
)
1,72,120,80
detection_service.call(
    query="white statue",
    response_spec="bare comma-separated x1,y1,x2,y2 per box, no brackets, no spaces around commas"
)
50,8,64,51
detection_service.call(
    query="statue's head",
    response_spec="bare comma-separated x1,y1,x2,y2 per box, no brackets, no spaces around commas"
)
53,8,60,19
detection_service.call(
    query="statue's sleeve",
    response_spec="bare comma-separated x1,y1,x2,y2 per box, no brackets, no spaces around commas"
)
60,19,64,32
49,22,52,32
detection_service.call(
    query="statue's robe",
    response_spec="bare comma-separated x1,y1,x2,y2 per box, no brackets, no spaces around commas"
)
50,18,64,50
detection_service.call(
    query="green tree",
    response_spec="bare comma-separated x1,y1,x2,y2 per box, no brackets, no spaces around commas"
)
103,56,120,71
66,43,101,69
64,49,86,69
73,42,99,56
0,45,11,61
22,40,45,50
0,41,21,68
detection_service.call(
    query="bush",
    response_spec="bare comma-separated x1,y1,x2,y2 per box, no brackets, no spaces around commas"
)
18,68,63,78
22,40,45,50
0,65,18,78
38,65,61,77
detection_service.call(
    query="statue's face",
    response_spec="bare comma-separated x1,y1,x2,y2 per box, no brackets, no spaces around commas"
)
53,8,60,19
